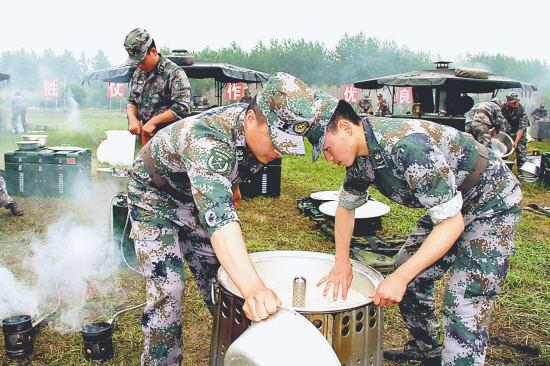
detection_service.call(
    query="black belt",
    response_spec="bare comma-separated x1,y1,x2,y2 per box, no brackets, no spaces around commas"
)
458,142,489,194
141,140,189,202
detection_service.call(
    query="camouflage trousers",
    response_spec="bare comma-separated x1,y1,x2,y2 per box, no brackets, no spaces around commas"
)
394,209,521,365
465,120,492,147
0,175,14,208
511,133,527,170
129,205,220,366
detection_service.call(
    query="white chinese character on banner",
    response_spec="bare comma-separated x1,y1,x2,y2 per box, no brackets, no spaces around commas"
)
397,87,413,105
107,83,125,98
342,86,359,103
43,79,60,98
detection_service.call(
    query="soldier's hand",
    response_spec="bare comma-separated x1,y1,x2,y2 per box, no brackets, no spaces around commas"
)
128,118,142,135
242,286,281,322
512,141,518,149
317,261,353,301
232,185,242,208
142,122,156,137
371,272,408,308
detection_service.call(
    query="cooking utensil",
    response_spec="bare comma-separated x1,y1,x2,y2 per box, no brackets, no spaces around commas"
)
319,200,390,219
224,307,340,366
16,141,41,151
310,190,339,201
21,135,48,147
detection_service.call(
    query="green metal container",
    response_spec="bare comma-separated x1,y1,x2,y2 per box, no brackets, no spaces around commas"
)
110,193,136,267
4,146,91,197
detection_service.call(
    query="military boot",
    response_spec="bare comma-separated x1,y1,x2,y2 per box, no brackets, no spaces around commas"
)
6,202,24,216
384,340,442,365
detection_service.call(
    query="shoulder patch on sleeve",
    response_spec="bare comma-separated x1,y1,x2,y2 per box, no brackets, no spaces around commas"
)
207,147,233,175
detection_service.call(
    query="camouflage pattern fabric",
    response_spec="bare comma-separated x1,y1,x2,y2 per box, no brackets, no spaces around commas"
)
358,97,373,115
257,72,338,160
0,175,14,207
395,209,520,365
501,103,529,168
337,117,522,364
124,28,153,66
127,104,263,365
376,97,391,115
130,205,219,366
465,101,506,147
127,54,191,126
240,95,253,104
465,120,493,147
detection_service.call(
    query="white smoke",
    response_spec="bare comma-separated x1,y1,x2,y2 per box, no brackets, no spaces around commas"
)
65,89,84,131
0,183,124,332
0,268,43,318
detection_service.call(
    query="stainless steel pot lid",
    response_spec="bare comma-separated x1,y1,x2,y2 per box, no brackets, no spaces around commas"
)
309,190,339,201
319,200,390,219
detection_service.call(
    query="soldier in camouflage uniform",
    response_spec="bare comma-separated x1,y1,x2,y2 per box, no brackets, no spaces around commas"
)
0,175,23,216
465,99,506,147
357,95,373,115
240,87,253,104
376,92,391,115
127,72,312,365
124,28,191,148
259,73,522,366
501,92,530,169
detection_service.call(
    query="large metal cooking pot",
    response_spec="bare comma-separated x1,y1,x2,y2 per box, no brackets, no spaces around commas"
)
490,132,514,158
210,251,384,366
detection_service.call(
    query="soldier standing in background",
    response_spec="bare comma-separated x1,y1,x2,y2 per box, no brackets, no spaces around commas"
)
124,28,192,148
376,92,391,115
0,175,23,216
465,98,506,147
357,95,373,115
531,104,547,121
240,87,253,103
11,91,29,133
501,92,530,170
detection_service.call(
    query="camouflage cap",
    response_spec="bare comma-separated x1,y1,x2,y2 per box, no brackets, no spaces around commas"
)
506,92,519,102
124,28,153,66
256,72,338,161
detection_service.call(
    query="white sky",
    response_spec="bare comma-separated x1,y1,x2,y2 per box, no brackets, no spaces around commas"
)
1,0,549,65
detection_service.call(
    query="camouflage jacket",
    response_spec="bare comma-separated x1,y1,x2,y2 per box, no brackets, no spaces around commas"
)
501,103,529,135
466,101,506,132
127,54,191,124
240,95,253,104
128,104,262,236
376,98,391,115
358,98,373,114
339,118,522,226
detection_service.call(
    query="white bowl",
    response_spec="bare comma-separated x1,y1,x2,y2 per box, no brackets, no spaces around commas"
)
309,190,339,201
319,200,390,219
224,307,340,366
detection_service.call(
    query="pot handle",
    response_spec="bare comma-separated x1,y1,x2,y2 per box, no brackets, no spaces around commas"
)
211,278,219,306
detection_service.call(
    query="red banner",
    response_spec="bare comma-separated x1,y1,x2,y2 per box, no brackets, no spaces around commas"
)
397,87,413,105
225,82,244,101
341,85,360,104
106,83,126,99
42,78,61,98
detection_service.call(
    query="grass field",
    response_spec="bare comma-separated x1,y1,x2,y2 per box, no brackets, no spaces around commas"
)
0,109,548,365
